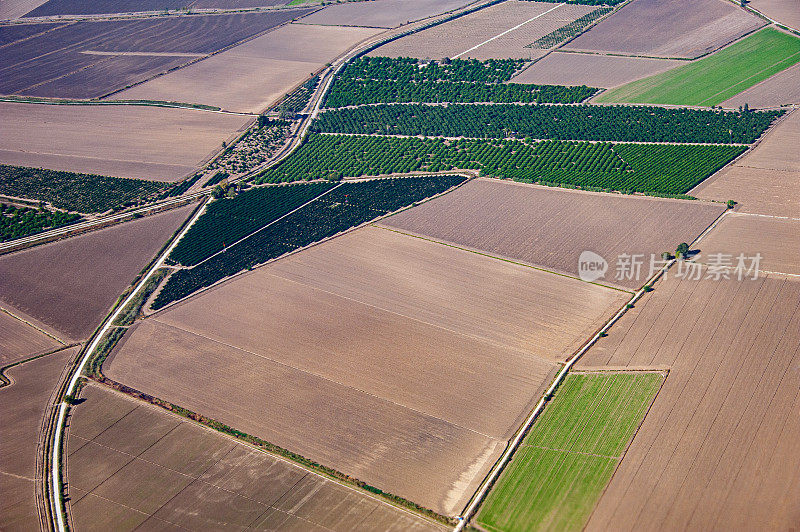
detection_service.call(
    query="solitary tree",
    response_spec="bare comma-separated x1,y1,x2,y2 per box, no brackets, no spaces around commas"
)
676,242,690,259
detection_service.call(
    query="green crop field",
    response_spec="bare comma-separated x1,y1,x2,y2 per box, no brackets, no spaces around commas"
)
595,27,800,106
477,372,664,532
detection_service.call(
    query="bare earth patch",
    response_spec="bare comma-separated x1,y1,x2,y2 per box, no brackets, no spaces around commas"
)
0,310,62,366
117,24,380,113
369,1,595,60
511,52,682,88
295,0,474,29
577,272,800,531
106,225,628,515
748,0,800,30
67,383,443,531
694,110,800,217
721,62,800,109
0,348,75,531
380,178,727,290
563,0,765,59
0,102,250,181
0,204,194,341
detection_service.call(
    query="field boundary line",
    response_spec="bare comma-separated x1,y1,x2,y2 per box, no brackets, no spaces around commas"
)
454,258,672,531
452,3,565,59
0,344,80,389
0,306,66,345
182,182,343,269
373,225,633,294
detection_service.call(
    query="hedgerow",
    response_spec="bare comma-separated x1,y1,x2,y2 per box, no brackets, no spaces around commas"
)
313,104,782,144
254,133,744,195
152,175,467,309
323,56,597,106
0,164,168,213
168,182,335,267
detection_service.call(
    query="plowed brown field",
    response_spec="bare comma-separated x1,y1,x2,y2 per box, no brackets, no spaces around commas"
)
748,0,800,31
1,348,75,531
380,178,727,290
0,102,250,181
106,225,628,515
694,110,800,217
67,383,443,531
563,0,764,58
511,52,682,88
721,62,800,109
0,204,194,341
369,1,594,60
296,0,474,28
0,310,62,366
577,272,800,530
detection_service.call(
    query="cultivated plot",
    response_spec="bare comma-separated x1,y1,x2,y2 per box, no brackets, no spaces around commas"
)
748,0,800,31
0,310,63,366
478,372,663,532
0,348,75,532
369,1,596,60
0,102,250,181
106,226,628,514
694,110,800,217
296,0,473,28
563,0,764,59
24,0,190,17
0,0,47,19
0,204,194,341
721,62,800,108
67,383,443,531
0,10,311,98
380,179,727,290
577,273,800,531
117,23,380,113
696,213,800,276
510,52,682,89
595,27,800,106
0,22,65,45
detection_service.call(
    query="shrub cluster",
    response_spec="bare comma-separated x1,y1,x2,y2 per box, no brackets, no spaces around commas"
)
0,202,81,242
153,175,466,309
255,133,744,195
0,164,168,213
314,104,782,144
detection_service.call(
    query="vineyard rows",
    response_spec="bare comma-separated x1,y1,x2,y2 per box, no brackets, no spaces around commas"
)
313,104,781,144
168,182,335,267
255,133,744,195
323,56,595,106
152,175,467,309
0,164,168,213
527,7,613,49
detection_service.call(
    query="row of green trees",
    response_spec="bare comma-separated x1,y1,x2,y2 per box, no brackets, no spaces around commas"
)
153,175,467,308
255,133,744,195
0,202,81,242
528,7,612,49
313,104,782,144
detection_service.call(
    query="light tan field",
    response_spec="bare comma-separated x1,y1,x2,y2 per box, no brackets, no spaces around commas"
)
1,348,75,532
67,383,443,531
563,0,764,58
381,178,727,290
106,225,628,515
117,23,380,114
696,212,800,276
721,62,800,109
369,1,595,60
0,102,250,182
511,52,682,88
296,0,475,28
0,204,194,341
577,272,800,531
0,310,63,366
748,0,800,30
694,110,800,217
0,0,46,19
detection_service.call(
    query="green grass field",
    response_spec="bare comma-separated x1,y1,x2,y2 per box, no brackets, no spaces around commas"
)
595,27,800,106
477,372,664,532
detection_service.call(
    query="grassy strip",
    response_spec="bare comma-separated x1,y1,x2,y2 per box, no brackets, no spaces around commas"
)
90,375,454,526
477,372,663,532
112,269,169,326
0,95,221,111
595,27,800,106
85,327,128,378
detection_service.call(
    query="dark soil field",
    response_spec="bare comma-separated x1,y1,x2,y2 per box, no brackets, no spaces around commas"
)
0,22,65,45
577,273,800,530
25,0,189,17
105,226,627,515
0,10,311,98
564,0,764,58
0,204,194,341
67,383,444,531
0,348,75,532
381,179,727,290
